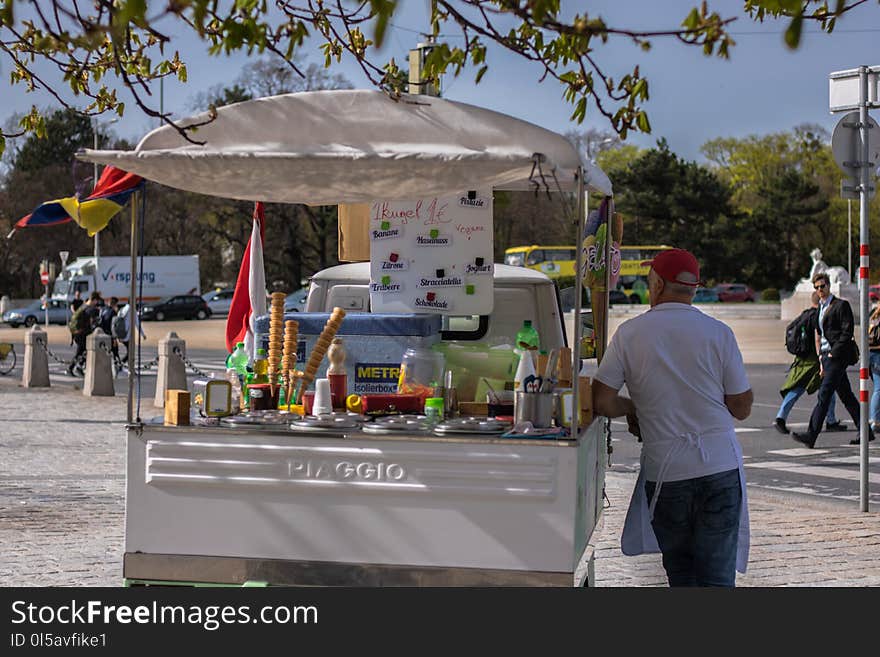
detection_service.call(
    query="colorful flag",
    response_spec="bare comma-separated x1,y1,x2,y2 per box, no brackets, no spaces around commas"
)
226,202,267,357
12,166,143,236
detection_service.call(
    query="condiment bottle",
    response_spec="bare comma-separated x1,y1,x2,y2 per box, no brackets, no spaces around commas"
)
327,337,347,410
252,348,269,384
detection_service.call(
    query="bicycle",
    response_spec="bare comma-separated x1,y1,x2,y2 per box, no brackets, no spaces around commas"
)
0,342,16,375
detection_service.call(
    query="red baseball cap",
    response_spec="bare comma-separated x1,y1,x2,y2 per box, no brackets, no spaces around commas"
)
642,248,700,287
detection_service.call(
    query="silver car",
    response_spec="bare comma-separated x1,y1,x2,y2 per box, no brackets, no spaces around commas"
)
202,288,235,317
3,299,70,328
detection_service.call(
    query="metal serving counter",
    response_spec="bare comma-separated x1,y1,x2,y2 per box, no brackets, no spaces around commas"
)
123,418,607,586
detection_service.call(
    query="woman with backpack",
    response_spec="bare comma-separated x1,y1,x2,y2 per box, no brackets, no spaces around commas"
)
774,291,842,434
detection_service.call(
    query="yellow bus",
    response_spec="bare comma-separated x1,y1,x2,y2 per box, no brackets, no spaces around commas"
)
503,244,672,302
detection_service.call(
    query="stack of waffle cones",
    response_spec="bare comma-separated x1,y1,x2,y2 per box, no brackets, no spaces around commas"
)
267,292,286,401
282,319,299,408
296,307,346,404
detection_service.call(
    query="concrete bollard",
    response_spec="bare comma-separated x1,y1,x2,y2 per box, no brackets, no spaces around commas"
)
22,326,50,388
83,328,115,397
155,331,188,408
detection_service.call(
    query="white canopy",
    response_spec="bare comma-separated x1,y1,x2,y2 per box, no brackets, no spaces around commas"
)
79,89,612,204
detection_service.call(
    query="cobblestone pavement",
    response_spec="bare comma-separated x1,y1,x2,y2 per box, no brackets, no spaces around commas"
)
594,470,880,587
3,380,880,587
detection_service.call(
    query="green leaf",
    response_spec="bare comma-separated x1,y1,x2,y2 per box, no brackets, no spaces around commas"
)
783,14,803,49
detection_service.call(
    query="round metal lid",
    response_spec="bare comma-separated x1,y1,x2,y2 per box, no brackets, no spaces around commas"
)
361,415,431,434
220,410,300,426
290,415,361,432
432,417,510,434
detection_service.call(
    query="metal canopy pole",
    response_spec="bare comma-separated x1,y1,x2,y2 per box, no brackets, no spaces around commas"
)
127,191,140,425
572,168,585,439
858,67,871,512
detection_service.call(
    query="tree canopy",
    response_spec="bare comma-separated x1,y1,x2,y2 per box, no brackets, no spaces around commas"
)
0,0,874,154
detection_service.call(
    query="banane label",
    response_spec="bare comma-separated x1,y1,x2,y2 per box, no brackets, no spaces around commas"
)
354,362,400,393
371,227,402,240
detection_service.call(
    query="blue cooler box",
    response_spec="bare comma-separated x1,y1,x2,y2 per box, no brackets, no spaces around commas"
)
253,313,442,394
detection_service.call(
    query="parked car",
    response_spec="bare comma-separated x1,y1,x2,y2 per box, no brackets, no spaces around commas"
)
284,286,310,313
870,284,880,303
140,295,212,321
714,283,756,302
2,299,69,327
608,289,637,306
693,287,720,303
203,288,235,316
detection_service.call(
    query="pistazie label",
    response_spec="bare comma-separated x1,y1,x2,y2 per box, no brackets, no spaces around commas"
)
354,362,400,393
372,227,401,240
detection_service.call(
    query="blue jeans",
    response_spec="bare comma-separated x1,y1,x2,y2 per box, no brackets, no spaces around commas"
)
645,468,742,587
777,388,837,424
870,351,880,425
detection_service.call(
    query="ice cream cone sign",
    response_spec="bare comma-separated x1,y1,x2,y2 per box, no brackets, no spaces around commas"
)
580,198,622,362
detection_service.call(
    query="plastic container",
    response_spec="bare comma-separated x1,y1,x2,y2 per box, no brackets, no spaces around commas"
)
424,397,445,422
248,383,273,411
515,320,540,351
397,347,445,399
313,378,333,416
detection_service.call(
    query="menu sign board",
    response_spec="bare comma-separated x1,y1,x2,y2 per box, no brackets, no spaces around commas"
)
369,191,494,315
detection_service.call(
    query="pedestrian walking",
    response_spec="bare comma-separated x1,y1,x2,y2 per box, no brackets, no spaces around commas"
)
113,301,145,362
592,248,753,587
792,272,874,448
66,291,101,376
774,291,843,434
867,302,880,432
69,290,84,314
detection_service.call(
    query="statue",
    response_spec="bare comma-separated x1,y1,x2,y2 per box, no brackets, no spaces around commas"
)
785,247,858,322
807,248,851,287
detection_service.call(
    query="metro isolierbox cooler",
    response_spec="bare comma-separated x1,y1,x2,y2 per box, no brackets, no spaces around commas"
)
254,312,442,394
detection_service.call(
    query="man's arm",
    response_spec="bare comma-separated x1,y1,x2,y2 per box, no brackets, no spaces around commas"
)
592,379,636,419
724,389,753,420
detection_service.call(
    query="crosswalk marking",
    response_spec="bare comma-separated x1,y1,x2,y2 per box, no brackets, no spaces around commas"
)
766,448,831,457
746,460,880,485
820,455,880,465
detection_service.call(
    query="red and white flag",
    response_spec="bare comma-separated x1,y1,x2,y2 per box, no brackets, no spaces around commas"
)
226,202,267,357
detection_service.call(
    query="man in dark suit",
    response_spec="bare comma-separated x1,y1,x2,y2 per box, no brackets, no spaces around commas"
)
793,272,875,448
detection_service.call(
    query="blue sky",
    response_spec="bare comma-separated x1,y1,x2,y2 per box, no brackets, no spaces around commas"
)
2,1,879,162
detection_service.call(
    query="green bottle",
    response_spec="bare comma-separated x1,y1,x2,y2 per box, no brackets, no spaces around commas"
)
516,320,540,351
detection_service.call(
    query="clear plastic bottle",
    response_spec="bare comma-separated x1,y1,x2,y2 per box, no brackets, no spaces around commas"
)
516,320,540,351
252,348,269,384
227,342,248,375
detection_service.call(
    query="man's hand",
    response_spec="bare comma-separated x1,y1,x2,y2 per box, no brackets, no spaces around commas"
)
626,413,641,439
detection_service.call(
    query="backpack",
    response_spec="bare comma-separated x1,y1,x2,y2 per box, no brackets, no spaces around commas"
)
785,310,814,358
68,305,90,335
111,313,128,341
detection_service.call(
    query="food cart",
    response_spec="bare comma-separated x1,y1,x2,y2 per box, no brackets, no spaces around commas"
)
81,90,615,586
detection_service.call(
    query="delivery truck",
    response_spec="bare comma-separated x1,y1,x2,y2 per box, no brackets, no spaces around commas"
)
51,255,200,304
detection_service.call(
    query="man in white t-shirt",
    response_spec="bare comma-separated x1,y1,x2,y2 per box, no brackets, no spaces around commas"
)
592,248,754,587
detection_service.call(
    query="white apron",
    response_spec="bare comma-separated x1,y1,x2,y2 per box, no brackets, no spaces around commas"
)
620,430,750,574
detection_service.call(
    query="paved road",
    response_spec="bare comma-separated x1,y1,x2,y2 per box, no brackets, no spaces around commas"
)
608,363,880,507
